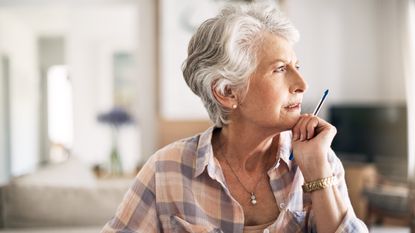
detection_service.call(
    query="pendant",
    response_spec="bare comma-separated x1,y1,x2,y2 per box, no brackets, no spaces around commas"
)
250,193,257,205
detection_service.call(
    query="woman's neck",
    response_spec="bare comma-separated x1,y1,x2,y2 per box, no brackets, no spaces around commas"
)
213,124,280,174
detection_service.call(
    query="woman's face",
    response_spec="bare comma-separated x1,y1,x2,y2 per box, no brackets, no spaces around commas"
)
236,32,308,131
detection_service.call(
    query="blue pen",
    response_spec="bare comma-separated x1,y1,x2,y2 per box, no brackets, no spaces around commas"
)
289,89,329,160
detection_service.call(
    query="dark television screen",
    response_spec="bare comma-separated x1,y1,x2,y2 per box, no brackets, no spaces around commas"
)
329,104,408,181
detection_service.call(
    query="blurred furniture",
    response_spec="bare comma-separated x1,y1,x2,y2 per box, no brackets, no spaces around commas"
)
363,183,410,227
0,157,132,231
343,162,378,220
409,182,415,233
158,119,212,147
344,161,413,229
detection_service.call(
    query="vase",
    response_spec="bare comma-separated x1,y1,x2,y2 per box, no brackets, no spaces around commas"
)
110,146,123,176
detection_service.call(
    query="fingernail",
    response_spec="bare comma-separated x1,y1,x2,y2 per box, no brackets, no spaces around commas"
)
293,133,298,141
300,134,304,141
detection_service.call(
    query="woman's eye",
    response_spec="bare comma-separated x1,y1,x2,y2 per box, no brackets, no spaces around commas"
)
295,64,300,70
274,66,286,73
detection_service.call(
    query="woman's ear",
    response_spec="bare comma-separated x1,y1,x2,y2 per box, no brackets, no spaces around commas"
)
211,83,238,109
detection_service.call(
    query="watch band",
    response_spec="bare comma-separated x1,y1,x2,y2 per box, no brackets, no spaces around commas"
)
302,175,337,193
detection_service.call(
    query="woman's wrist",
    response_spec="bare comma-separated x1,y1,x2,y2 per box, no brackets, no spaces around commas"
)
301,161,332,182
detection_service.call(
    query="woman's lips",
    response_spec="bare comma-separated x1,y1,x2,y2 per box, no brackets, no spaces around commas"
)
285,103,301,111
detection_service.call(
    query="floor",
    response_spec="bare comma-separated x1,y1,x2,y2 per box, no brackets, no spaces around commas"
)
371,226,410,233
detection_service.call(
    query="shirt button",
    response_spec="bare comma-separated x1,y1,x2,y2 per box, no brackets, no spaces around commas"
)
263,229,270,233
279,203,286,209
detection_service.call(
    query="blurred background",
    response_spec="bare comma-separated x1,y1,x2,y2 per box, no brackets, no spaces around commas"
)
0,0,414,232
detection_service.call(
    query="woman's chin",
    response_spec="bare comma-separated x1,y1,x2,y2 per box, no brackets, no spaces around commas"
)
284,115,301,130
267,116,300,132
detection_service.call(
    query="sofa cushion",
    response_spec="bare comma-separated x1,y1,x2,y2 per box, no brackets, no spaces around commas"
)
0,157,133,228
12,157,96,188
2,179,131,228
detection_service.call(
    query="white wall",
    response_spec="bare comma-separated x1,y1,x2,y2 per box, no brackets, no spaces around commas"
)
159,0,220,120
67,5,140,172
0,10,40,176
286,0,406,106
0,55,4,184
376,0,406,102
0,53,8,184
159,0,407,120
136,0,158,162
0,4,141,174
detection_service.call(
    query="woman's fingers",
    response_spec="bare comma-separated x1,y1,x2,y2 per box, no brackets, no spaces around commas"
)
306,117,319,139
291,115,337,179
299,116,313,141
292,114,320,141
292,114,306,141
315,120,337,142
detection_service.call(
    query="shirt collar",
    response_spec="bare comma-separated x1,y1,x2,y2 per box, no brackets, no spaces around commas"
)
194,126,216,178
193,127,294,178
274,130,293,171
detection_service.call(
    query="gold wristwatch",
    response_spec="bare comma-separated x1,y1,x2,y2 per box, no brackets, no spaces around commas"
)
302,175,337,193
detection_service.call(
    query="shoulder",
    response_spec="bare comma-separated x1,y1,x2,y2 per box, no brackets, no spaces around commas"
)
140,133,203,175
157,134,200,162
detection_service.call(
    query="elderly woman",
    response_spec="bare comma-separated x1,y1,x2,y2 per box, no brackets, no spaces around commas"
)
102,3,368,233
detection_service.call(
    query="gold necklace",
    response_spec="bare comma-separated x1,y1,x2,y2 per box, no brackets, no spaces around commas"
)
222,154,266,205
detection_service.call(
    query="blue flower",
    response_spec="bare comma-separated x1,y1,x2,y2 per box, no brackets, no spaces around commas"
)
97,107,134,128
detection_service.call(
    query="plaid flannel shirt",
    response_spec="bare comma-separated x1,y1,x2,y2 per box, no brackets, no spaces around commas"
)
102,127,368,233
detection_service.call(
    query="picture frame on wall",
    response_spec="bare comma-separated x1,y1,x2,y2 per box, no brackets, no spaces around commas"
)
113,51,136,112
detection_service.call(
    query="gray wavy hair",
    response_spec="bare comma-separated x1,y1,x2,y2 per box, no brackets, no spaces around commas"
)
182,3,299,127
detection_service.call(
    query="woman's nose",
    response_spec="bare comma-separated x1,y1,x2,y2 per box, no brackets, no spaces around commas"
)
290,69,308,94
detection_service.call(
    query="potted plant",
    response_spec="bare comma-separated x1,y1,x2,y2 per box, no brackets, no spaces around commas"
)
97,107,134,176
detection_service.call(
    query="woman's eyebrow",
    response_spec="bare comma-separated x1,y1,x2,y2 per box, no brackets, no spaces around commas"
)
268,58,298,66
268,59,288,66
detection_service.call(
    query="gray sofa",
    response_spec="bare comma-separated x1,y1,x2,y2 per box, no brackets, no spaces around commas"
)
0,157,132,232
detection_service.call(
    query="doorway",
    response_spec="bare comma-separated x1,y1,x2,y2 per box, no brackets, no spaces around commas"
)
38,37,73,164
0,55,11,184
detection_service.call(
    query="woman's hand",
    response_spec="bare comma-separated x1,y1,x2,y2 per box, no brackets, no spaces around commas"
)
291,114,337,181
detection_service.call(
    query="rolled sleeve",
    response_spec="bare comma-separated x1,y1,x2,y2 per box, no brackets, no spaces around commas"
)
334,210,368,233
